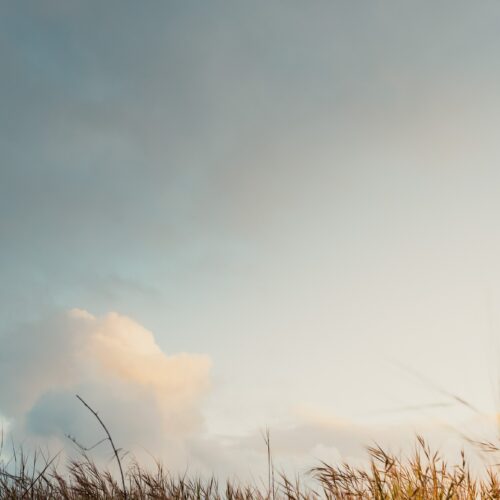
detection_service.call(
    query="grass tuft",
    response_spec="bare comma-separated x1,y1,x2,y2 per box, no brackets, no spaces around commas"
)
1,437,500,498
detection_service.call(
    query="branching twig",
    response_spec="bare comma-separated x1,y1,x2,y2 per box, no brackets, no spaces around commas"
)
76,394,127,498
66,434,109,453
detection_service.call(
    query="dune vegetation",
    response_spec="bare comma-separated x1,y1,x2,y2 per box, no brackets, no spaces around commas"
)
2,435,500,499
2,397,500,499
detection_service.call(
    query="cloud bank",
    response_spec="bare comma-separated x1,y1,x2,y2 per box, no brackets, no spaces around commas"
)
0,309,493,479
0,309,211,468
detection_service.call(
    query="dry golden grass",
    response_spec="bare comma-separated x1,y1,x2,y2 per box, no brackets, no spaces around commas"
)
2,396,499,498
2,436,500,499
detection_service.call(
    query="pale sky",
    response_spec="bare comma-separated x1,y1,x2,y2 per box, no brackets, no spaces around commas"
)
2,0,500,477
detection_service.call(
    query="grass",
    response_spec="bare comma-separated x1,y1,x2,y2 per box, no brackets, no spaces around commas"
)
2,397,500,498
2,436,500,499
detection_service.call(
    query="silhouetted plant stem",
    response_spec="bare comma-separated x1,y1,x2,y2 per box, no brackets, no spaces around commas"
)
76,394,127,499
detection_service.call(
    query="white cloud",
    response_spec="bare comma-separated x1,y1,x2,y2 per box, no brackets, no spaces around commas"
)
0,309,211,469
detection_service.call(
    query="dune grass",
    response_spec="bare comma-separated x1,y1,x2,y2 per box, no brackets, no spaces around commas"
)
2,397,500,498
1,436,500,499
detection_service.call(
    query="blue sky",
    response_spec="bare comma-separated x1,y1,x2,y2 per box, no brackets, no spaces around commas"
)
3,0,500,475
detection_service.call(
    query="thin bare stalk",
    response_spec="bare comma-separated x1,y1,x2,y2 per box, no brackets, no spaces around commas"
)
76,394,128,499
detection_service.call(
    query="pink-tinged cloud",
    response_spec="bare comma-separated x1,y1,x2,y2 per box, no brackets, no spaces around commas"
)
0,309,211,461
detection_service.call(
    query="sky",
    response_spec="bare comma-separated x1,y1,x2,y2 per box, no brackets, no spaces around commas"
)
2,0,500,479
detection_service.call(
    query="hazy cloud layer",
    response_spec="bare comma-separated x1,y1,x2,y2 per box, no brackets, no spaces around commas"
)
0,308,494,478
3,0,500,478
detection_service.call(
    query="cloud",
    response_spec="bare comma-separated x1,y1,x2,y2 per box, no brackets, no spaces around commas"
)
0,309,211,467
0,308,494,479
186,409,500,482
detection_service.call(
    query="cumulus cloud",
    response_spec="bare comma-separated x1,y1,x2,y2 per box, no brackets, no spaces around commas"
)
0,309,211,468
